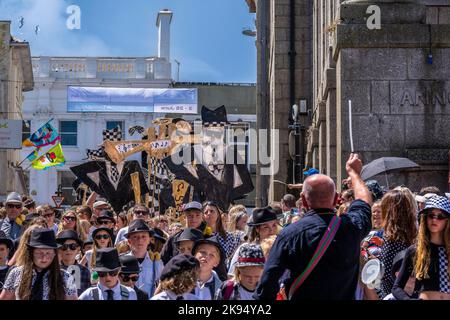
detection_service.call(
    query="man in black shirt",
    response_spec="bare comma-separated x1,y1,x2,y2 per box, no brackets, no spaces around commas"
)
255,153,373,300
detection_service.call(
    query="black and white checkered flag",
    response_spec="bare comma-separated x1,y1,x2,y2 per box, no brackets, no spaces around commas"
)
86,147,105,160
103,126,122,141
129,125,145,136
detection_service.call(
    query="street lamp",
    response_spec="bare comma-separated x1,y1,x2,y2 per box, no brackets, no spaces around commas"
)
174,59,180,82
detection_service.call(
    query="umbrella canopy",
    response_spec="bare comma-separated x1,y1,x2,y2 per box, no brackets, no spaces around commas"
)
361,157,419,181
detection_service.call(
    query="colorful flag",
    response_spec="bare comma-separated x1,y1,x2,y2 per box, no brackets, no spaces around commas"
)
23,121,60,147
25,148,40,162
31,143,65,170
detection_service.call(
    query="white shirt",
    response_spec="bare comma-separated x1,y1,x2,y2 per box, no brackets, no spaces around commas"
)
78,281,137,300
126,251,163,298
194,274,215,300
114,226,129,246
238,285,255,300
151,290,199,300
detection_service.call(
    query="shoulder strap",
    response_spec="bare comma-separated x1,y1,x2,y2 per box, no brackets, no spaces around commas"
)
92,287,100,300
288,215,341,299
223,280,235,300
120,285,129,300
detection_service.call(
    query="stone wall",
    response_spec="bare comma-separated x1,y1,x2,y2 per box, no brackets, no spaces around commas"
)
332,1,450,192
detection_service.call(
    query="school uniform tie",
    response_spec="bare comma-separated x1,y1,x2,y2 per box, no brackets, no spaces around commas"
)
176,295,184,300
110,164,120,183
30,270,46,300
106,289,114,300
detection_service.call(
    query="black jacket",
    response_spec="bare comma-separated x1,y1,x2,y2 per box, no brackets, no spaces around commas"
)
254,200,372,300
160,221,227,281
70,160,149,213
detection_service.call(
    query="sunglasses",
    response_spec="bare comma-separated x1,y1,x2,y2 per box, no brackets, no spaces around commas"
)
7,204,22,209
119,274,139,282
97,270,119,277
134,211,149,216
61,243,79,251
97,220,111,225
64,216,77,222
426,213,448,221
94,234,110,240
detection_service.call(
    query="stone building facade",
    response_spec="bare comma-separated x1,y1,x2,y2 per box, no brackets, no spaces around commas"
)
0,21,33,199
247,0,450,203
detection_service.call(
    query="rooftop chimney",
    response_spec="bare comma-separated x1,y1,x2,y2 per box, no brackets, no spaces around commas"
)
156,9,173,61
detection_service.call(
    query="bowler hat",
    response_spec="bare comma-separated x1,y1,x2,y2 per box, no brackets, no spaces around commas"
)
418,195,450,217
0,231,13,250
152,227,167,243
93,247,121,272
92,227,114,240
160,254,199,281
28,228,59,249
175,228,204,243
247,206,278,227
119,254,141,274
124,219,154,238
96,210,115,223
56,230,83,247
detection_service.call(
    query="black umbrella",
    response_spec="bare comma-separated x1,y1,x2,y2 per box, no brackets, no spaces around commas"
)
361,157,419,188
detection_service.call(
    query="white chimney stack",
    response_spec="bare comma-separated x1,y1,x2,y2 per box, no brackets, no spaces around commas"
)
156,9,173,61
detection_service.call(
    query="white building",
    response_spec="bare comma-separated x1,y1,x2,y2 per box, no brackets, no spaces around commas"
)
21,10,174,205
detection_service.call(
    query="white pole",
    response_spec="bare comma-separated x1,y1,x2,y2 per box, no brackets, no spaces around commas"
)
349,100,354,153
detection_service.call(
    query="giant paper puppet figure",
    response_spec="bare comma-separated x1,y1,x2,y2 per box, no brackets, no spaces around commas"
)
163,106,254,211
71,127,149,212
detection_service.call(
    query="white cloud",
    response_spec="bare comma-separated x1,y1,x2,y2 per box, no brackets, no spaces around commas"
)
0,0,115,56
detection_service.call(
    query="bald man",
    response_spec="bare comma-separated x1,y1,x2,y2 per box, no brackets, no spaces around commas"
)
255,153,373,300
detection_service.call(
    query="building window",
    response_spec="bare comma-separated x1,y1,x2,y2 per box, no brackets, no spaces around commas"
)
22,120,31,142
106,121,125,138
57,171,77,206
59,121,77,146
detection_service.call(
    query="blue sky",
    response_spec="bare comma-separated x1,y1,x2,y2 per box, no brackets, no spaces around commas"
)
0,0,256,82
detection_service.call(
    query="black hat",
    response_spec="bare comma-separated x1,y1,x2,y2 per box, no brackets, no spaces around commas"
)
92,227,114,240
160,254,199,281
192,236,225,264
152,227,167,243
96,210,115,223
23,198,36,208
0,231,13,250
247,206,278,227
23,213,40,225
93,247,121,272
124,219,155,238
56,230,83,247
28,228,59,249
119,254,141,274
175,228,204,243
83,238,94,248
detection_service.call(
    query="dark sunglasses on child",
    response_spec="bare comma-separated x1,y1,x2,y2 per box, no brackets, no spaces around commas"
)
134,210,149,216
7,204,22,209
97,270,119,277
97,220,111,225
426,213,448,220
61,243,79,251
119,274,140,282
94,234,110,240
